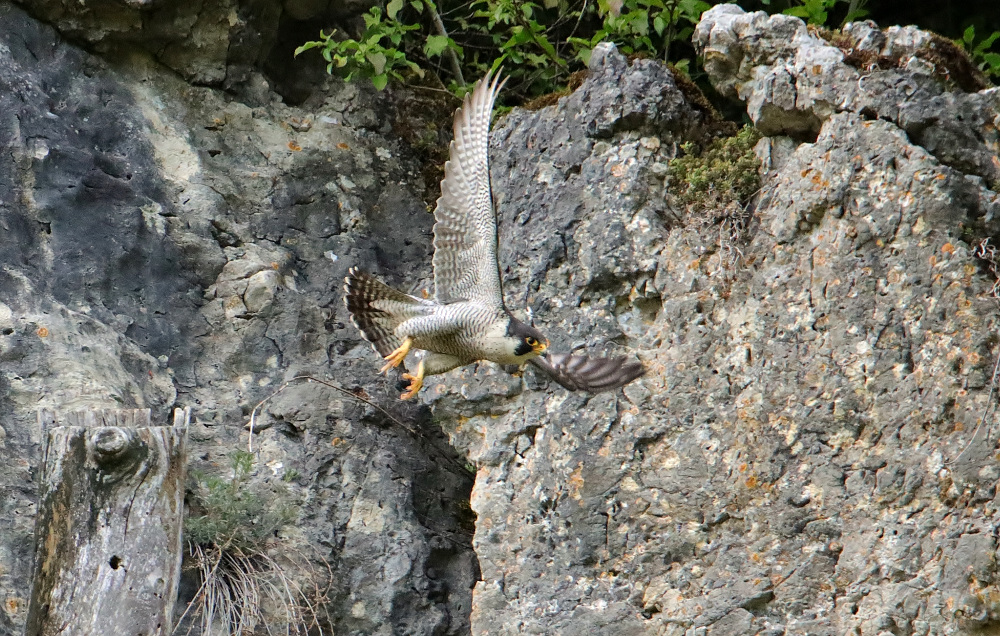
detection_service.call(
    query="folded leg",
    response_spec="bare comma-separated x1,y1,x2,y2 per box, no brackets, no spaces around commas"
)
380,336,412,374
400,352,471,400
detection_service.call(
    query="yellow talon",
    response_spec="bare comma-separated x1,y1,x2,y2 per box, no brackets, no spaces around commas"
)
400,360,425,400
380,337,412,374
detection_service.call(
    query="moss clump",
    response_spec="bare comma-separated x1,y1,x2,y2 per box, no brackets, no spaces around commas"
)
667,125,761,217
185,450,299,551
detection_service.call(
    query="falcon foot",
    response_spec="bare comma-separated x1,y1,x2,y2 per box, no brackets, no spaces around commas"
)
400,360,425,400
380,337,412,374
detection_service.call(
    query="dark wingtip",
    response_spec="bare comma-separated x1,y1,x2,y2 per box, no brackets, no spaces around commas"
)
530,352,645,393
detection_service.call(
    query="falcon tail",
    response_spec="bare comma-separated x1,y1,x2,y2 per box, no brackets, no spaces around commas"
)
344,267,432,358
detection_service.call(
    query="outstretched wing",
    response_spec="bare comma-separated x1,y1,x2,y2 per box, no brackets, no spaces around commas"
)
432,70,507,309
529,352,646,393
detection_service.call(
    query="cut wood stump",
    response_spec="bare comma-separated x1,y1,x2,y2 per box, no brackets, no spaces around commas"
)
26,408,190,636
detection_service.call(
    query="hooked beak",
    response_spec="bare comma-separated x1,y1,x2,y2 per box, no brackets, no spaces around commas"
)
532,339,549,354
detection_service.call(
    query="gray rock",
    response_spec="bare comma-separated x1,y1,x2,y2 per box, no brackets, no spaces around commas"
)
424,13,1000,636
2,1,1000,636
0,4,471,635
695,5,1000,188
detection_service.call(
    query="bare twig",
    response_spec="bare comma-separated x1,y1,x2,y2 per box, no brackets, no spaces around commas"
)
247,375,417,452
428,0,465,86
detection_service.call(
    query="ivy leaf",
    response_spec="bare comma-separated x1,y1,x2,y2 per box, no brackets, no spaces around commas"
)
424,34,451,57
387,0,404,19
372,73,389,90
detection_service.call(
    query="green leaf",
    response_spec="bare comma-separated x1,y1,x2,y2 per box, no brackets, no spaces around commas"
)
963,25,976,46
294,41,321,57
411,0,424,11
843,7,868,24
387,0,405,19
372,73,389,90
983,52,1000,69
653,14,666,36
425,34,451,57
979,30,1000,51
367,51,387,74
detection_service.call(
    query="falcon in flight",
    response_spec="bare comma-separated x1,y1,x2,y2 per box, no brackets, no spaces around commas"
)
345,70,644,399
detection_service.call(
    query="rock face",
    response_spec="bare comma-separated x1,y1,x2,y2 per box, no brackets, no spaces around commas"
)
0,3,473,635
2,2,1000,636
424,8,1000,636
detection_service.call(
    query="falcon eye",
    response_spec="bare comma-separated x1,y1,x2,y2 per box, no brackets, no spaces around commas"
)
526,337,538,346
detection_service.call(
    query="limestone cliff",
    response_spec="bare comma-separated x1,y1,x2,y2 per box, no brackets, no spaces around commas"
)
1,2,999,636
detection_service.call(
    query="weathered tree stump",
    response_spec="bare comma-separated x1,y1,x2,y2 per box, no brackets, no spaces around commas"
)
26,408,190,636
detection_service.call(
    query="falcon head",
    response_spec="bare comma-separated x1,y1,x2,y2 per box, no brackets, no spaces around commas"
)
506,317,549,360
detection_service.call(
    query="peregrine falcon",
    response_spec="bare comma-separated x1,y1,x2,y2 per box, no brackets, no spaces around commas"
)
345,70,644,399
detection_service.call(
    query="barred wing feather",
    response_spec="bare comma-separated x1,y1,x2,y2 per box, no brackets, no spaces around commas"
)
529,352,646,393
432,70,507,309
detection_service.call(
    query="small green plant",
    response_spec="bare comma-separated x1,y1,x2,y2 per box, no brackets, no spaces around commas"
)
184,450,298,551
293,6,425,90
566,0,709,67
765,0,868,27
668,125,762,273
177,451,327,635
668,125,761,215
295,0,714,98
958,25,1000,82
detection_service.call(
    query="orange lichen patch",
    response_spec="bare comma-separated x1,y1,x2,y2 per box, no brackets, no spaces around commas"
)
36,327,48,338
744,475,759,489
750,552,762,563
5,597,18,614
271,261,280,270
611,164,626,177
288,141,302,151
567,463,585,501
337,142,350,150
331,437,346,447
739,462,748,472
940,242,955,254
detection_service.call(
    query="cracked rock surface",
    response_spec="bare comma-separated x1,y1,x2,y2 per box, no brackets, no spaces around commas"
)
0,4,473,635
1,2,1000,636
421,12,1000,636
